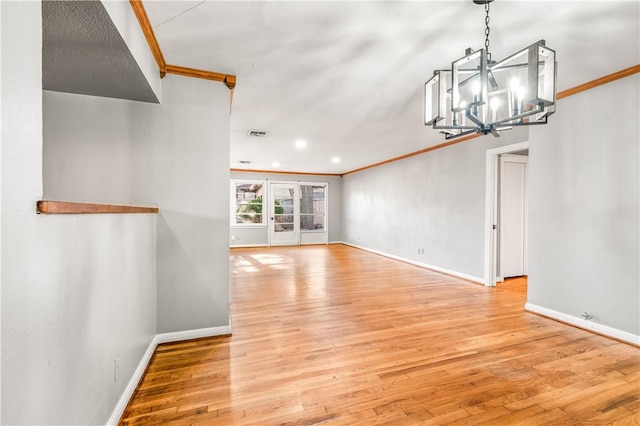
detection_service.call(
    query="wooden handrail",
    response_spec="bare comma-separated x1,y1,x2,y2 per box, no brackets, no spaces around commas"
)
37,200,159,215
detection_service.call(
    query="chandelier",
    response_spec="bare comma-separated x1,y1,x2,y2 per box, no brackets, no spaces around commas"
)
424,0,557,140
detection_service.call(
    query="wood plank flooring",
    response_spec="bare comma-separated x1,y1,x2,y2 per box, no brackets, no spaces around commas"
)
120,244,639,425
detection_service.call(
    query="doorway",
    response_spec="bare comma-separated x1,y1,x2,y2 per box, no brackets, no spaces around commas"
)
270,183,299,246
483,142,530,287
498,153,529,280
268,182,328,247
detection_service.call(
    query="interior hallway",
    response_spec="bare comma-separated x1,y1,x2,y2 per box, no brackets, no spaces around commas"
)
120,245,639,425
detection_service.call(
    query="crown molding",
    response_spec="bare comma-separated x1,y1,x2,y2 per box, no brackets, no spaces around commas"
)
128,0,235,90
342,65,640,176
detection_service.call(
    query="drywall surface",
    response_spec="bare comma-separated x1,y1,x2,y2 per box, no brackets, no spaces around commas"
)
0,2,4,420
527,75,640,336
230,172,343,246
146,75,230,333
342,128,527,280
2,2,156,425
44,77,231,334
43,91,146,204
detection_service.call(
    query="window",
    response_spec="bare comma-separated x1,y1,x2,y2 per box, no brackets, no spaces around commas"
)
232,181,265,226
300,185,325,232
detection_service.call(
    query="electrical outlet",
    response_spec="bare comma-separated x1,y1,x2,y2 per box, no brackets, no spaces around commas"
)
113,355,120,383
231,235,239,241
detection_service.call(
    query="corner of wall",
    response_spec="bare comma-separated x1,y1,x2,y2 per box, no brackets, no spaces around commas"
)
101,0,161,101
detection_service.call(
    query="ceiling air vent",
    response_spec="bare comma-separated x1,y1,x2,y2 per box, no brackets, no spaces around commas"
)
239,160,252,164
247,130,268,137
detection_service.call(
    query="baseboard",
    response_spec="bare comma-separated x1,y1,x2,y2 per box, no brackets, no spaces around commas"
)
525,303,640,346
155,325,232,344
230,244,268,248
106,325,232,425
106,335,158,425
341,242,484,285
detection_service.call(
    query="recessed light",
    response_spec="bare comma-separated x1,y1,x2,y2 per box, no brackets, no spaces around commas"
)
271,161,280,168
331,157,341,164
295,139,307,149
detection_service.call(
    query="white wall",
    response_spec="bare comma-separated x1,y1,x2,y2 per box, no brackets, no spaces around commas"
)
341,75,639,340
43,92,144,204
147,75,230,333
230,172,343,246
342,128,528,281
527,74,639,337
4,2,231,423
44,76,231,334
0,2,4,420
2,2,156,425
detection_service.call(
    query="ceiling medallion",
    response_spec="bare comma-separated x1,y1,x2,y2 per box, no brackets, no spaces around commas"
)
425,0,557,139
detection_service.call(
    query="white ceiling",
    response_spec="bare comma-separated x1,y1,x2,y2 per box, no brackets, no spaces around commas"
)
143,0,639,175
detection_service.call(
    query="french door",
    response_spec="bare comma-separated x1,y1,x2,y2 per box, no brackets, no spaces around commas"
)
268,182,328,246
269,183,299,246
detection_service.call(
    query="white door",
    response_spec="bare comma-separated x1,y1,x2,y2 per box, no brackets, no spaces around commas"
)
269,183,299,246
499,154,528,278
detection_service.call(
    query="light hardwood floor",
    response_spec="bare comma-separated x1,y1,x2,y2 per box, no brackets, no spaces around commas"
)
120,244,639,425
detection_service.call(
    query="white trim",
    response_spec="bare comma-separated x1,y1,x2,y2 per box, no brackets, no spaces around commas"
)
230,244,269,248
105,325,232,425
484,141,530,287
106,336,158,426
342,242,484,284
525,303,640,346
155,325,232,345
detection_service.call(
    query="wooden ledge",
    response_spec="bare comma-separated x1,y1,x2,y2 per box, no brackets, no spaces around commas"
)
37,200,159,215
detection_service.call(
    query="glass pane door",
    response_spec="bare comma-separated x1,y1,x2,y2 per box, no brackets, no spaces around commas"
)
270,183,299,246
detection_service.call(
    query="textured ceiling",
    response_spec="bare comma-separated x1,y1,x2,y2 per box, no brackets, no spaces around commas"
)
141,0,639,174
43,1,158,103
50,1,640,174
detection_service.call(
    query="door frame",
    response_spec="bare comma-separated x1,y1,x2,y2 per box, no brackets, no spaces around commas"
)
483,141,529,287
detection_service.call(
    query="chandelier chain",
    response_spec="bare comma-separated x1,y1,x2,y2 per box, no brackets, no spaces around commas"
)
484,2,491,61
